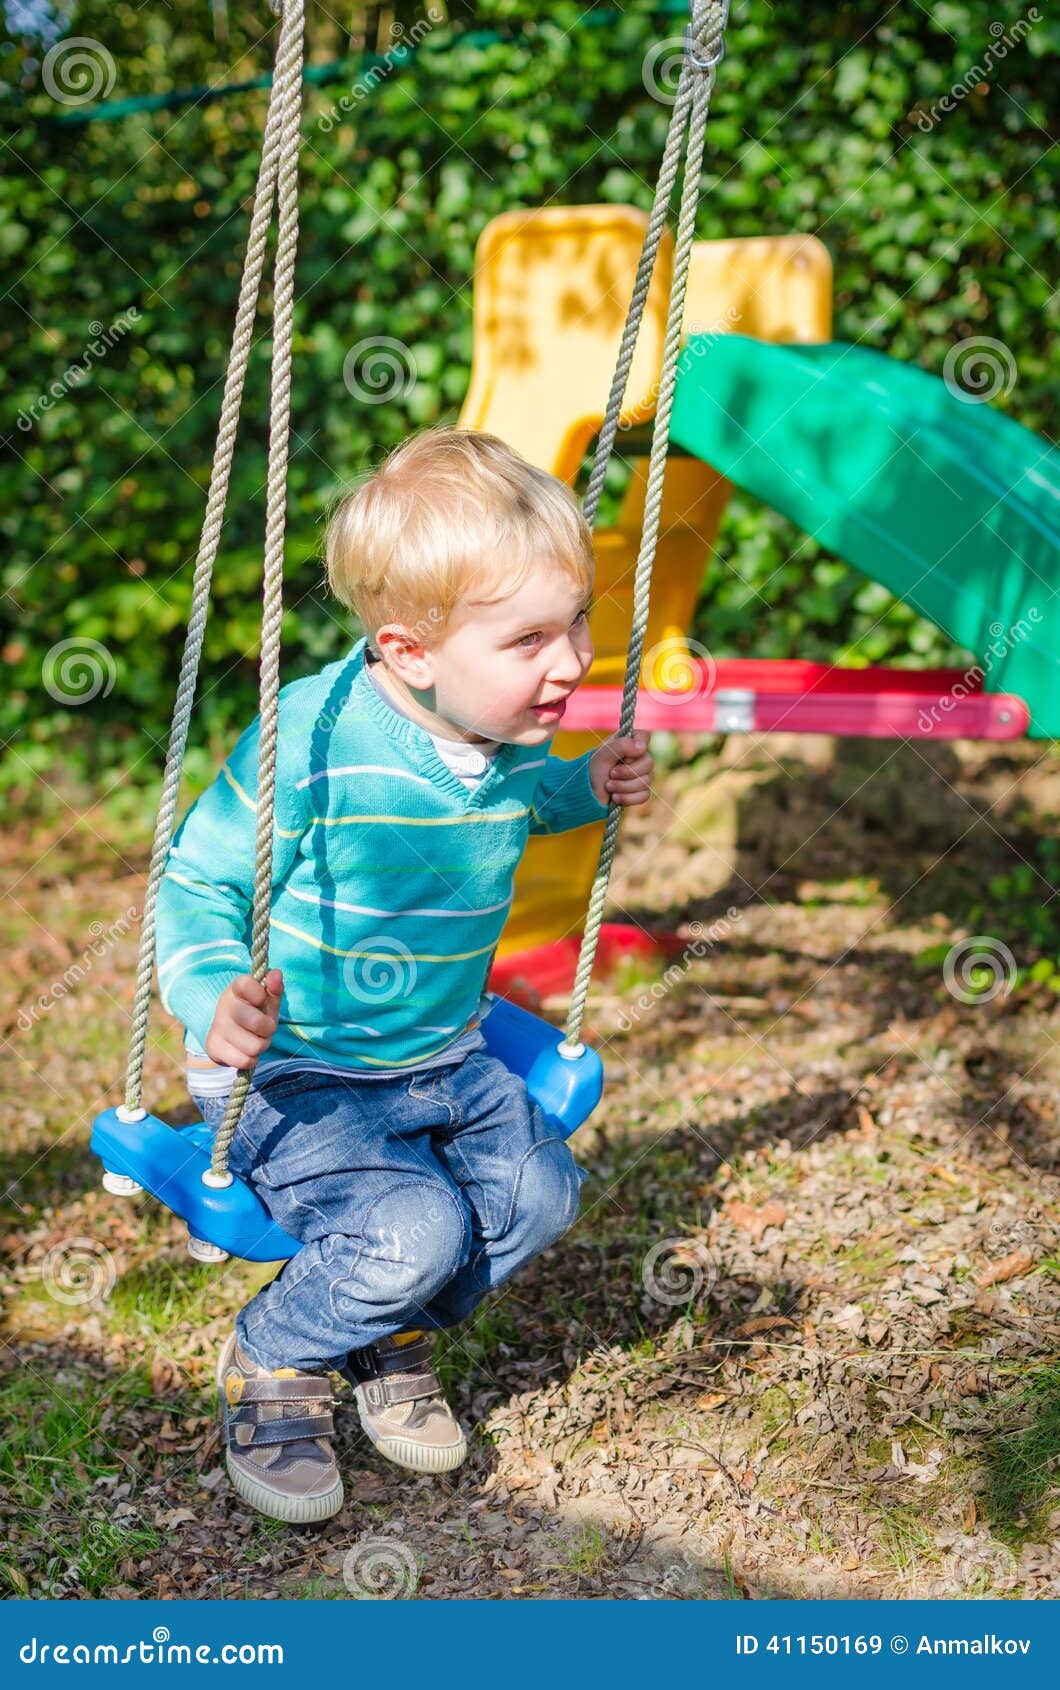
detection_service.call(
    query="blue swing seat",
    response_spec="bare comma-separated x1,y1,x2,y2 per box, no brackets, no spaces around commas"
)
91,994,603,1263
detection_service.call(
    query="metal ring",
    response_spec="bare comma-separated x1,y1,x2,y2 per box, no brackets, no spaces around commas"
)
685,24,726,72
685,1,729,73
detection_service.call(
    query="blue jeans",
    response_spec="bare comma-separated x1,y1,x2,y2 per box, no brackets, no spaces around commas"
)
193,1051,588,1372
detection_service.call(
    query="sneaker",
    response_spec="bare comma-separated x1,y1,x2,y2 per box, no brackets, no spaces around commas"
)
217,1331,344,1523
341,1329,468,1474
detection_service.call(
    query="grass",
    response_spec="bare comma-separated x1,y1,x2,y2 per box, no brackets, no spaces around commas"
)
796,875,883,909
106,1259,226,1334
758,1384,794,1440
947,1309,991,1347
0,1371,150,1507
5,743,1060,1600
0,1366,169,1595
67,1520,166,1598
806,1521,837,1557
541,1522,612,1580
874,1503,941,1580
5,1521,167,1600
609,952,670,996
864,1420,945,1467
288,1577,348,1599
980,1363,1060,1545
434,1295,524,1395
838,1237,898,1282
243,1520,296,1564
4,1231,269,1352
0,1142,102,1222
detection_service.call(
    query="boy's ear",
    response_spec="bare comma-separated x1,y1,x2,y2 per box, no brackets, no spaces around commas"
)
374,623,435,690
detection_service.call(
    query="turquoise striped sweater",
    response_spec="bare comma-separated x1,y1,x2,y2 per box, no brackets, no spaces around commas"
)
155,636,610,1071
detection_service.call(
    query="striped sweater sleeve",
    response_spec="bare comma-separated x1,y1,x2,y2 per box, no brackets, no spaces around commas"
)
528,747,611,835
155,706,308,1052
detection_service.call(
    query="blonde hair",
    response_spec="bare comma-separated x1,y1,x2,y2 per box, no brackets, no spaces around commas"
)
324,427,595,644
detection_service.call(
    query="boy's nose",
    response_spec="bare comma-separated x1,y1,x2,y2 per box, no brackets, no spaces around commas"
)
549,635,592,688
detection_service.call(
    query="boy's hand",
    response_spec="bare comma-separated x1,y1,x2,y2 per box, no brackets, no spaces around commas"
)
205,969,284,1069
590,730,653,808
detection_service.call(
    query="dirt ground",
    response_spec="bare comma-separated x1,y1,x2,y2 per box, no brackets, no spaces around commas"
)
2,731,1059,1599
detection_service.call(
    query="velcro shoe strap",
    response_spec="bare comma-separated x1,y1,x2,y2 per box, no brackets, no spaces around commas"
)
362,1372,441,1409
376,1338,433,1375
234,1375,332,1404
241,1412,335,1447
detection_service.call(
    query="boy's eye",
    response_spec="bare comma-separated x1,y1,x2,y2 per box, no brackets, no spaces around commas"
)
516,608,591,649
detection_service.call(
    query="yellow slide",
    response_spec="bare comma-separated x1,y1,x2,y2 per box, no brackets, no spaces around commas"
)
458,206,833,961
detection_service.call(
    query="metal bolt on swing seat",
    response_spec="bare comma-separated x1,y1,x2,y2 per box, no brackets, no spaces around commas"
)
187,1233,229,1264
713,687,755,733
102,1170,143,1197
102,1106,146,1192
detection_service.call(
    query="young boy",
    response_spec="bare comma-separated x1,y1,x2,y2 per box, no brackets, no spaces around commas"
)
155,427,653,1522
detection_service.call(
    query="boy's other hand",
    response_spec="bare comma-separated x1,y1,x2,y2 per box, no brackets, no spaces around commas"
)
205,968,284,1069
590,730,653,808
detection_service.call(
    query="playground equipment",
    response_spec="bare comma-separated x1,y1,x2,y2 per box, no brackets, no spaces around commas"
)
94,994,604,1263
668,335,1059,739
461,210,832,964
471,210,1058,982
92,0,1057,1258
91,0,731,1261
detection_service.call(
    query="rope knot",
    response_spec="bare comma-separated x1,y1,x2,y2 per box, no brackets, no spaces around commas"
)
685,0,729,75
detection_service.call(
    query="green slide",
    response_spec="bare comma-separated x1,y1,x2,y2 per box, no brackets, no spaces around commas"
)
669,335,1060,737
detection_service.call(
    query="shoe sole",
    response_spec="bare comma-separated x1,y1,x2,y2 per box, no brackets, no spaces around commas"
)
217,1333,344,1524
353,1383,468,1474
224,1455,344,1524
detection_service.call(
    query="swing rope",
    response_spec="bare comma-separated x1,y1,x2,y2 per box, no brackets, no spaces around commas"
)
562,0,728,1053
117,0,728,1181
120,0,306,1185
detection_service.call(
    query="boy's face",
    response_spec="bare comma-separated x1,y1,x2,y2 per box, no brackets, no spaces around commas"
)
376,558,595,745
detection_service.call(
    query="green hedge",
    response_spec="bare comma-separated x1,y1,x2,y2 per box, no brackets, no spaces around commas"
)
2,1,1055,819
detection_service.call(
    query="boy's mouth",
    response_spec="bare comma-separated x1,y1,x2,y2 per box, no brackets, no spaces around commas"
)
529,697,568,722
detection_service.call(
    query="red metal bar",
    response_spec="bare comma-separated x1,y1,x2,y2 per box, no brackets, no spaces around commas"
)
705,659,990,696
563,660,1029,740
